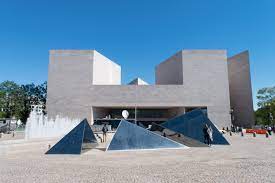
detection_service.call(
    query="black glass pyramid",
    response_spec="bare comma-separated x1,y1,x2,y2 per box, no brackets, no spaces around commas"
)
46,119,97,154
107,120,185,151
150,123,208,147
161,109,229,145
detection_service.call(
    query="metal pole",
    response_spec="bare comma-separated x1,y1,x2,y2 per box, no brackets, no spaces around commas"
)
135,84,137,125
269,112,273,125
135,106,137,125
230,109,234,125
268,103,273,125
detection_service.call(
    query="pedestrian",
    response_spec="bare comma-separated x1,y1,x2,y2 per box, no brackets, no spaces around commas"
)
102,124,108,143
268,126,272,135
207,125,213,146
231,125,235,133
203,124,209,144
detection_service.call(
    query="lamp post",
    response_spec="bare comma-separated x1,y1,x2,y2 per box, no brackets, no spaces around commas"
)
230,109,234,126
269,111,273,126
135,84,137,125
267,103,273,126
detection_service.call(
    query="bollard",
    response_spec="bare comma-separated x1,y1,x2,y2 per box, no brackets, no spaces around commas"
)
241,132,244,137
230,131,232,136
266,132,269,138
253,132,256,137
12,132,15,137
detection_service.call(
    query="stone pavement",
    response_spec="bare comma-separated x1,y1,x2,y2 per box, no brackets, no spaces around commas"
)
0,133,274,183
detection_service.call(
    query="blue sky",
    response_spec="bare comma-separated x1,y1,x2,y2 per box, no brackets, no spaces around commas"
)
0,0,274,108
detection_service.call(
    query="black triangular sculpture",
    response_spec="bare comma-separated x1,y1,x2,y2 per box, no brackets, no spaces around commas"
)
46,119,97,154
161,109,229,145
106,120,186,151
150,123,208,147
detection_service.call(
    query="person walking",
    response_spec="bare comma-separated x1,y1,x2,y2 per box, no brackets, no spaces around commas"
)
102,124,108,143
268,126,272,135
207,125,213,146
203,124,209,144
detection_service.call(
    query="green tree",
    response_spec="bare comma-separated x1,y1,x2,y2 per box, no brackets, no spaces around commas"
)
0,90,6,118
0,81,25,119
0,81,47,123
257,86,275,107
255,86,275,125
22,82,47,106
20,82,47,122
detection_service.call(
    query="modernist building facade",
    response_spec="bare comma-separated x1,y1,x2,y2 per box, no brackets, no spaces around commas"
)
47,49,254,128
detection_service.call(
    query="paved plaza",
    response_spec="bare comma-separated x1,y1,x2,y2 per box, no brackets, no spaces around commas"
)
0,133,275,183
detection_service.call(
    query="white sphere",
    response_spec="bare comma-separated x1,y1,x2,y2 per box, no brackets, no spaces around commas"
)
122,110,129,119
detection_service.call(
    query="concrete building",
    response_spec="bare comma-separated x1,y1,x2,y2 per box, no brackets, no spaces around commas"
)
227,51,255,127
47,49,254,128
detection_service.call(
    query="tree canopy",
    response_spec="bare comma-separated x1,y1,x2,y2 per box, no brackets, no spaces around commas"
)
257,86,275,108
0,81,47,123
255,85,275,126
